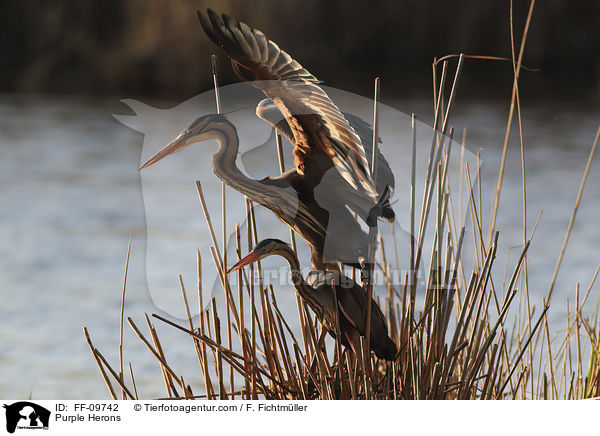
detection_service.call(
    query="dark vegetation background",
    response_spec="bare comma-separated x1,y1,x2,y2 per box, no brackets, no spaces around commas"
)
1,0,599,101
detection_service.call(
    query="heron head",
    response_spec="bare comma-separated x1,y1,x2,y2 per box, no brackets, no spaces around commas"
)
139,113,230,170
226,238,289,274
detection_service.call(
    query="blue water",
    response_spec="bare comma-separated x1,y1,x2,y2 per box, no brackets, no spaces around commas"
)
0,94,599,399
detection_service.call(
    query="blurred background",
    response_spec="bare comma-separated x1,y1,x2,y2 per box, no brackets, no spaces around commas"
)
1,1,600,399
1,0,599,100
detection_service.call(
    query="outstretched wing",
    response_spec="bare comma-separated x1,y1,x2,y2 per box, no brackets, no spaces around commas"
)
198,9,378,202
342,112,395,195
257,98,395,195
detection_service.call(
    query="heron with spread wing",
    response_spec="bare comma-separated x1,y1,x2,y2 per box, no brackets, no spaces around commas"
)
140,10,395,269
228,239,397,361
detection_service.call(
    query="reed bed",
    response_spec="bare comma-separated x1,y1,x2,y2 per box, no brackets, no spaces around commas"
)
84,4,600,400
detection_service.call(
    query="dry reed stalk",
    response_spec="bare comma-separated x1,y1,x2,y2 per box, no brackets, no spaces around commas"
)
410,114,416,282
363,76,381,384
86,16,600,400
196,250,215,399
487,0,536,246
546,126,600,303
118,235,132,399
211,54,235,397
83,327,118,400
126,316,192,397
92,348,136,400
275,132,298,253
145,313,177,398
128,362,139,400
178,274,204,380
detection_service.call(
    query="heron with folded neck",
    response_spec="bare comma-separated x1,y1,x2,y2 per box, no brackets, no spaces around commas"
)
227,238,398,361
139,10,395,270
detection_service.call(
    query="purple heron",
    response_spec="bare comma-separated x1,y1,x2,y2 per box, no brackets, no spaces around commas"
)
227,238,398,361
140,10,395,270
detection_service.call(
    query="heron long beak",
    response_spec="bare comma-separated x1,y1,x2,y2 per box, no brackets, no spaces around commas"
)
226,250,261,275
138,131,190,171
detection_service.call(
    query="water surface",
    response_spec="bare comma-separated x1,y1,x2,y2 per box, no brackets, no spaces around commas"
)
0,94,598,399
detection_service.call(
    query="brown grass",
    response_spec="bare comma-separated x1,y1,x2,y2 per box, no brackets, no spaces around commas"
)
83,2,600,399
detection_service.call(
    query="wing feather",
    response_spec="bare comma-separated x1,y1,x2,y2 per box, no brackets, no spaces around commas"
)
198,9,378,202
257,98,396,196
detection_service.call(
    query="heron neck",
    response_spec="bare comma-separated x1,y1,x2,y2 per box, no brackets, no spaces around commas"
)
276,245,306,288
276,244,328,319
210,123,282,203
